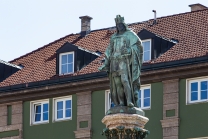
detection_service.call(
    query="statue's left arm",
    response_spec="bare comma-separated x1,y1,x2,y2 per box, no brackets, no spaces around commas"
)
126,31,143,107
127,31,143,83
132,39,143,69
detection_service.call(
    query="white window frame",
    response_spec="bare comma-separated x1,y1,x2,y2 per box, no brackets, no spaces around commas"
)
142,39,151,62
139,85,151,110
105,90,111,113
186,76,208,104
59,52,74,75
53,95,72,122
30,99,49,125
105,85,151,111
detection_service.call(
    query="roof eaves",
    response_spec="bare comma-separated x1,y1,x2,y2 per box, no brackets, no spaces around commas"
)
0,71,107,93
142,55,208,71
2,55,208,92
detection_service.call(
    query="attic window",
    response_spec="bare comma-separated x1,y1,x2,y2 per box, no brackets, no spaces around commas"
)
59,52,74,74
142,39,151,62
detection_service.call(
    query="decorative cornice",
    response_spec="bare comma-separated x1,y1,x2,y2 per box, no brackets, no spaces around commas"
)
0,78,109,104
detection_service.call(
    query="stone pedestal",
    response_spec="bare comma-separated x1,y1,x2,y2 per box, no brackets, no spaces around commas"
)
102,112,149,139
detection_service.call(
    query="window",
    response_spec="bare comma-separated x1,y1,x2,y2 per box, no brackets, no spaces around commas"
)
31,100,49,125
59,52,74,74
187,77,208,104
138,85,151,109
54,96,72,121
142,39,151,62
105,90,115,113
105,86,151,111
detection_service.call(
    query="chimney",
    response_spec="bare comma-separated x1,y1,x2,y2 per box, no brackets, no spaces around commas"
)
152,10,157,24
189,3,208,12
79,16,93,36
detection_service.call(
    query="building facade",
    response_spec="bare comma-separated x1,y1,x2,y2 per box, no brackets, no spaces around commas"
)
1,3,208,139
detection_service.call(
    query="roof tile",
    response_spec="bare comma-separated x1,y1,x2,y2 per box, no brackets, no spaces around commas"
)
1,10,208,87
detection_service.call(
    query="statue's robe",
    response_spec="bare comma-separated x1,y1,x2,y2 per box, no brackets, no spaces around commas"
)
104,30,143,107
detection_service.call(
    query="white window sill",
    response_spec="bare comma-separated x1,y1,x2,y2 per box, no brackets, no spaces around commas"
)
31,121,49,126
141,107,151,110
187,99,208,105
53,117,72,123
59,72,74,76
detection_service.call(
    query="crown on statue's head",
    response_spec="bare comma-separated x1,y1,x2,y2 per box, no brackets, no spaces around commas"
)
115,15,125,24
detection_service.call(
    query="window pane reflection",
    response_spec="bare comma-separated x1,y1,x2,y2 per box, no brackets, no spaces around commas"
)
62,55,67,64
43,112,48,121
66,109,71,118
191,92,198,101
144,98,150,107
68,54,73,63
35,113,41,122
57,110,63,119
191,82,198,91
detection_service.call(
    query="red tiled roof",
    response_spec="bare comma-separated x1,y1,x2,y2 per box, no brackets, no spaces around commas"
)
1,9,208,87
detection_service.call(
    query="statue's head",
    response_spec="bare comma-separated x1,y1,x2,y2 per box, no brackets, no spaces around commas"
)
117,23,125,33
115,15,129,33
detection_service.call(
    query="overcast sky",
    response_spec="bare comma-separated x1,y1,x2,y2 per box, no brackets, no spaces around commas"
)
1,0,208,62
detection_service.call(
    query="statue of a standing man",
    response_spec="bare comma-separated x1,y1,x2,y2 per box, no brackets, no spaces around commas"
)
99,15,143,107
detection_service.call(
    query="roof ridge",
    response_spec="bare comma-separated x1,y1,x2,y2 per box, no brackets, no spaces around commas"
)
90,21,146,32
91,26,115,32
152,8,208,20
9,33,76,63
127,8,208,26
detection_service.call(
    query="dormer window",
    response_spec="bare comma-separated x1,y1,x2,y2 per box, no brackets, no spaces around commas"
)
56,42,99,75
138,29,176,63
59,52,74,74
142,39,151,62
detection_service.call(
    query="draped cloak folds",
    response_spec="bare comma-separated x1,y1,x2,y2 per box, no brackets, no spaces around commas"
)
104,29,143,107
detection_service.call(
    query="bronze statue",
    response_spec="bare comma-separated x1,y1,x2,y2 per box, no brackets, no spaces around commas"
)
99,15,143,108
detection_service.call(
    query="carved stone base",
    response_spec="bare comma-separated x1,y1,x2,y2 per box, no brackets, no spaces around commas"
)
102,113,149,139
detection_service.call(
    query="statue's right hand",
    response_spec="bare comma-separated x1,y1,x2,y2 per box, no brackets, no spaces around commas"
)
121,48,131,55
98,65,109,71
98,66,104,71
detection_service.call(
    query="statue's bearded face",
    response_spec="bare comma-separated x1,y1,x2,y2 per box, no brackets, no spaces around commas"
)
117,23,125,32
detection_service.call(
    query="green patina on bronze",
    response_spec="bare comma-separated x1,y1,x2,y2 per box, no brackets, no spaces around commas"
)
99,15,148,139
99,15,143,109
